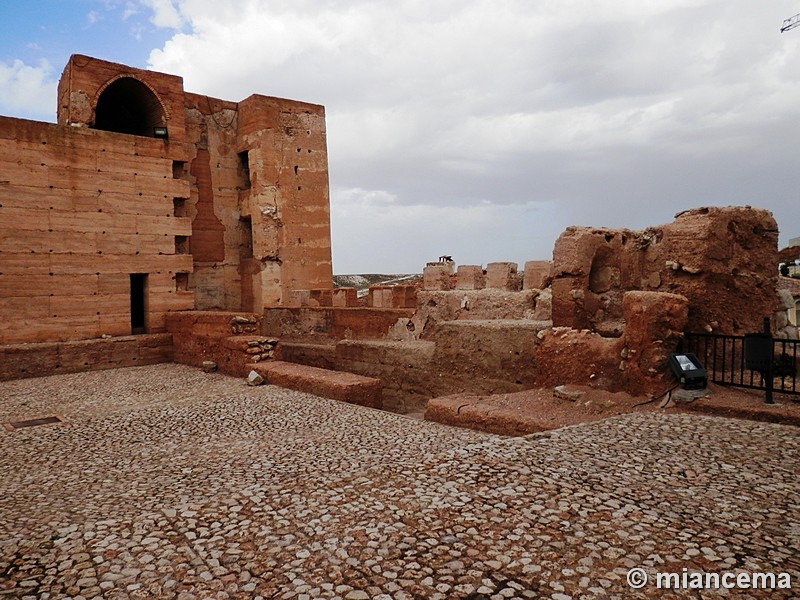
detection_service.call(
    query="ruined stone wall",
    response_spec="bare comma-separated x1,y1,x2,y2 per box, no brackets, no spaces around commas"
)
552,207,779,336
238,95,333,308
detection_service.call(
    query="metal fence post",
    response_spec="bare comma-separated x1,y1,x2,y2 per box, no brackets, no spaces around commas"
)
764,317,775,405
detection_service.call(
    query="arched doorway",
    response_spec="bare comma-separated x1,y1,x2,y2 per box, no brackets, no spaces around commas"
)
94,77,166,137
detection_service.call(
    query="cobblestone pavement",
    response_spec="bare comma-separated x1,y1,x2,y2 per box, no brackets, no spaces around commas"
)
1,364,798,599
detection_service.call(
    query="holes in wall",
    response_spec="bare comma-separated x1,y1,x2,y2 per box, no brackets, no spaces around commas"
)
173,198,187,217
172,161,187,179
238,151,251,189
175,236,189,254
239,216,253,259
175,272,189,292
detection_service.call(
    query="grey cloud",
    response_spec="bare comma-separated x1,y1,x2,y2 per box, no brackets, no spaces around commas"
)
143,0,800,271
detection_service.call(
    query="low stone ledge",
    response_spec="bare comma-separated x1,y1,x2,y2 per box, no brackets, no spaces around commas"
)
424,394,547,437
249,361,382,409
0,334,173,381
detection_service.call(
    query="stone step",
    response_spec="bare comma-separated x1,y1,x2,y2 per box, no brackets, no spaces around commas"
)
248,361,382,409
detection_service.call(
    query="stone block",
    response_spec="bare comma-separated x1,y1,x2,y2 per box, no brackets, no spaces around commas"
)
368,286,394,308
247,370,264,386
332,288,357,307
486,262,520,290
523,260,552,290
456,265,486,290
250,360,382,409
423,264,454,291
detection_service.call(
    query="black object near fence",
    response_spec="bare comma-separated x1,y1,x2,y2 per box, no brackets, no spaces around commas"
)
680,321,799,401
667,353,707,390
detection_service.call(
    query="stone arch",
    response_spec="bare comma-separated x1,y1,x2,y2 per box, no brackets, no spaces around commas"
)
93,75,169,137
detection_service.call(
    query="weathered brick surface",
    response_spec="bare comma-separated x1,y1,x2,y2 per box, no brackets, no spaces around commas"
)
0,334,172,381
0,118,194,343
263,307,415,341
551,207,778,335
423,263,454,290
368,285,417,309
523,260,552,290
486,262,521,290
456,265,486,290
166,310,267,376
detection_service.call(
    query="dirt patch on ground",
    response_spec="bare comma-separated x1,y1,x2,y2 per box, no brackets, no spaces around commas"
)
672,383,800,426
425,382,800,435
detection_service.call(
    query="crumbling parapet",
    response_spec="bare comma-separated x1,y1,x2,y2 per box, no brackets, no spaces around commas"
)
332,288,358,307
368,285,417,309
486,262,521,290
536,290,689,395
523,260,553,290
456,265,486,290
552,206,779,336
263,206,783,413
423,262,455,290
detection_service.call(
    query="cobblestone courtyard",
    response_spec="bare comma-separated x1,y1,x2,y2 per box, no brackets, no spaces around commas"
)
1,364,798,599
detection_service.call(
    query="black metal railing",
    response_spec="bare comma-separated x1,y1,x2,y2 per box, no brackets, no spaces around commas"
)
680,332,799,398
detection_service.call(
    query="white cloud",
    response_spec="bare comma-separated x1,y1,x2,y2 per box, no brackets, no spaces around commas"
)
122,2,141,20
139,0,184,29
0,59,57,121
141,0,800,270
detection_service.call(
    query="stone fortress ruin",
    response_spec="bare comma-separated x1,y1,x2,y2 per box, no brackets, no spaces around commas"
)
1,55,798,424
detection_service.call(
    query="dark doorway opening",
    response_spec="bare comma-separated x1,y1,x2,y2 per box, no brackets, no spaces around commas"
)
130,273,147,334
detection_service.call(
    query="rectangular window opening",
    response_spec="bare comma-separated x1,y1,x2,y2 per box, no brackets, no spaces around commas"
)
175,272,189,292
173,198,187,217
172,161,187,179
239,216,253,259
175,235,189,254
238,151,251,190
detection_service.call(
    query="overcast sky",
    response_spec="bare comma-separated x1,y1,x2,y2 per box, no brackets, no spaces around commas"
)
2,1,799,273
